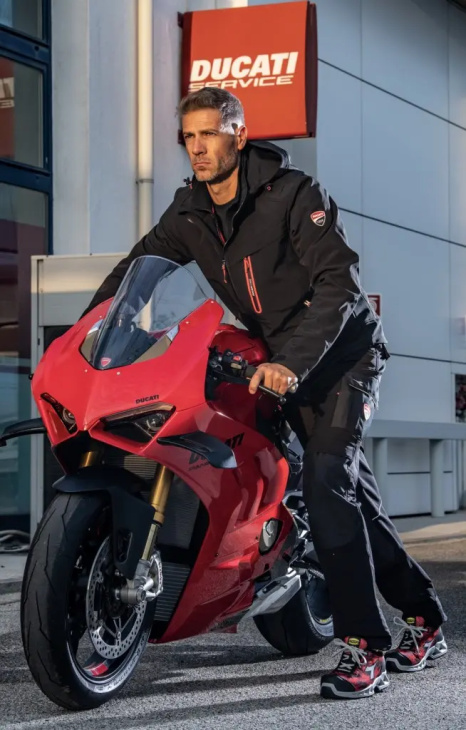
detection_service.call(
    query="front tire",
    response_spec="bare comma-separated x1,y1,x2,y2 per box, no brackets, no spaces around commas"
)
21,493,154,710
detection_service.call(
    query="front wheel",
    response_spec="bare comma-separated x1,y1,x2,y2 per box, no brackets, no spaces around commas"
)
21,493,154,710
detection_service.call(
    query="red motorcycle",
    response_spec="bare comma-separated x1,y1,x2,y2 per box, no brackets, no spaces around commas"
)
1,257,333,710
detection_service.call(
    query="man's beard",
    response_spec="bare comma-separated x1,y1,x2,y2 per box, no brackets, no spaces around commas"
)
193,146,239,184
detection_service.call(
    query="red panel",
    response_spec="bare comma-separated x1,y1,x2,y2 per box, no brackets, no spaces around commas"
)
181,2,317,139
368,294,381,317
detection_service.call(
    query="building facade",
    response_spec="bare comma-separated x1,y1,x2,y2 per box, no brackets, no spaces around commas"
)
1,0,466,528
0,0,51,530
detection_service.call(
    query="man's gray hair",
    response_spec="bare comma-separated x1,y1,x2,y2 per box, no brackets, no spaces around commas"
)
178,87,245,131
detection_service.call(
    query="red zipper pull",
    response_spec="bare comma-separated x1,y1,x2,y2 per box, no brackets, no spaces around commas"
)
222,261,228,284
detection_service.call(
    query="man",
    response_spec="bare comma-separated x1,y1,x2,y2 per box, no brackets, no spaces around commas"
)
83,88,447,700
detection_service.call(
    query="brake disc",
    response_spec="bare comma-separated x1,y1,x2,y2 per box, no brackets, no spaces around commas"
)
86,536,146,659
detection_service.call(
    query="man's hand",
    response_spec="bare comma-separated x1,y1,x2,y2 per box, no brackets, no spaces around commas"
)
248,363,298,396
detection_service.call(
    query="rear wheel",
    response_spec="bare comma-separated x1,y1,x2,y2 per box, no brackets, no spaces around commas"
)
21,493,155,710
254,489,334,656
254,569,333,656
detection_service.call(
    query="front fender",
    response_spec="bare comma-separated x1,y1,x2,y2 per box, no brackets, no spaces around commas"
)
54,466,155,579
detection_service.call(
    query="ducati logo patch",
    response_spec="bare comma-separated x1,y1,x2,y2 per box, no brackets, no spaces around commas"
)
100,357,112,368
311,210,326,227
363,403,371,421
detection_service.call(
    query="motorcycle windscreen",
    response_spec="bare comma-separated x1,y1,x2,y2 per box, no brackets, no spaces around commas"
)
82,256,209,370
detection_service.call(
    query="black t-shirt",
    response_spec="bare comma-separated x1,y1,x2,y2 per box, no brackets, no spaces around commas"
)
213,184,241,242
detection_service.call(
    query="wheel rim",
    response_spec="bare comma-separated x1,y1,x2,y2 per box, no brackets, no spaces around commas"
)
305,574,333,635
66,516,149,683
86,537,146,660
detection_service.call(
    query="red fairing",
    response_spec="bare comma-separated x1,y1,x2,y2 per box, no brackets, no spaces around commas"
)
32,291,293,642
33,299,225,443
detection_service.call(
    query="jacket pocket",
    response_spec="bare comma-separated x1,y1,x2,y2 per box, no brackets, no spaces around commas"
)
330,373,380,435
347,375,380,410
243,256,263,314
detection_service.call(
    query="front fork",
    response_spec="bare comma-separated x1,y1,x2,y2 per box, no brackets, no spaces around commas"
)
80,452,173,605
118,464,173,605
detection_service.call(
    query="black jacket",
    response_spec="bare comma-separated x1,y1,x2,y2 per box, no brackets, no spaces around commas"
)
83,141,387,381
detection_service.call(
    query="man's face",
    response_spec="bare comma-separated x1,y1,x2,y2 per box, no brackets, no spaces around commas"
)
182,108,246,184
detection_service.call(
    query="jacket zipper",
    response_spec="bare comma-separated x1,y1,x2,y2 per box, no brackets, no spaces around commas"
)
218,234,229,285
243,256,263,314
211,204,229,284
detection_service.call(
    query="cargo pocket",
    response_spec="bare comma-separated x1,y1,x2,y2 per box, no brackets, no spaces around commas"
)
331,373,380,440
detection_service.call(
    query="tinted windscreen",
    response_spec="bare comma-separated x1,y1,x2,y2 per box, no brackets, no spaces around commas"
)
85,257,208,370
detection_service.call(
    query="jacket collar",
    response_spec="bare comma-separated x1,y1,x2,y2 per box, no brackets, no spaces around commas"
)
179,140,290,214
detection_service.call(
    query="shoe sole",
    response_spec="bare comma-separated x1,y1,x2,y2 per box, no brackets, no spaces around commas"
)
386,639,448,673
320,671,390,700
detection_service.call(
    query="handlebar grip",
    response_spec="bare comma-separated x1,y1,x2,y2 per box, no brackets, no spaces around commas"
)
244,364,257,380
244,364,298,397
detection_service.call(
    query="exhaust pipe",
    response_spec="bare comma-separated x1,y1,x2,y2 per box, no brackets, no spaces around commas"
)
242,570,302,620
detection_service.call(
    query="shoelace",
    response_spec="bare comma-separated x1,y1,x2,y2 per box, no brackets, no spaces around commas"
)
393,616,426,652
332,638,367,674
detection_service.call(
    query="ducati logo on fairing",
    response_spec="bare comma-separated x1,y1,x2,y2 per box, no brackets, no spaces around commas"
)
100,357,112,367
135,394,160,404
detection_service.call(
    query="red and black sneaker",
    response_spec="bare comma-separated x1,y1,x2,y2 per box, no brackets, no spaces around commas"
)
385,616,448,672
320,637,389,700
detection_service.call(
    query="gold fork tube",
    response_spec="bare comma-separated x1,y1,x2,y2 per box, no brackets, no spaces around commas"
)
142,464,173,560
80,449,101,468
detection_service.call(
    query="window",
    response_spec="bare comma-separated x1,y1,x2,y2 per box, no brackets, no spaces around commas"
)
0,1,51,531
0,57,44,167
0,183,47,523
0,0,43,40
455,375,466,423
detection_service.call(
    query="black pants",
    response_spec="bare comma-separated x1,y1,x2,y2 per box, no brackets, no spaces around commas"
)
284,346,446,651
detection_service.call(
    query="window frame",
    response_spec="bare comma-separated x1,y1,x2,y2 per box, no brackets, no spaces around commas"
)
0,0,51,528
0,0,52,252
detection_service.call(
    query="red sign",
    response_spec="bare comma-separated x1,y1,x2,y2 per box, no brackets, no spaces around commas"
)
368,294,382,317
181,2,317,140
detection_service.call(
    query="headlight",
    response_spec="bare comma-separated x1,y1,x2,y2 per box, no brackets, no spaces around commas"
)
102,403,174,441
41,393,77,434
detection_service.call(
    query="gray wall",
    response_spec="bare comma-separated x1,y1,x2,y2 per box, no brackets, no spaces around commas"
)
50,0,466,515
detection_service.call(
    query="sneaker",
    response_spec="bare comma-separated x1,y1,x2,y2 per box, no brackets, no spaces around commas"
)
385,616,448,673
320,637,390,700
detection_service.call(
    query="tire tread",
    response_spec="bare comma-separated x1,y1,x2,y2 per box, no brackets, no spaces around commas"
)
254,581,333,657
21,492,150,710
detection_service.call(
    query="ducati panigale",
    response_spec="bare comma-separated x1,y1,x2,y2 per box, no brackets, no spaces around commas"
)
1,257,333,710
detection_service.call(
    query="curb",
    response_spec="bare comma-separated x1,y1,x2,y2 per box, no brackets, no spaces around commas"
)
401,533,466,547
0,580,22,596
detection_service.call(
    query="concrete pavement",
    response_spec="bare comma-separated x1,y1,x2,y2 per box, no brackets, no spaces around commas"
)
1,528,465,729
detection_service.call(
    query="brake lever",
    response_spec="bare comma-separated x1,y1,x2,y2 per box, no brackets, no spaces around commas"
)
243,364,298,400
208,349,298,402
